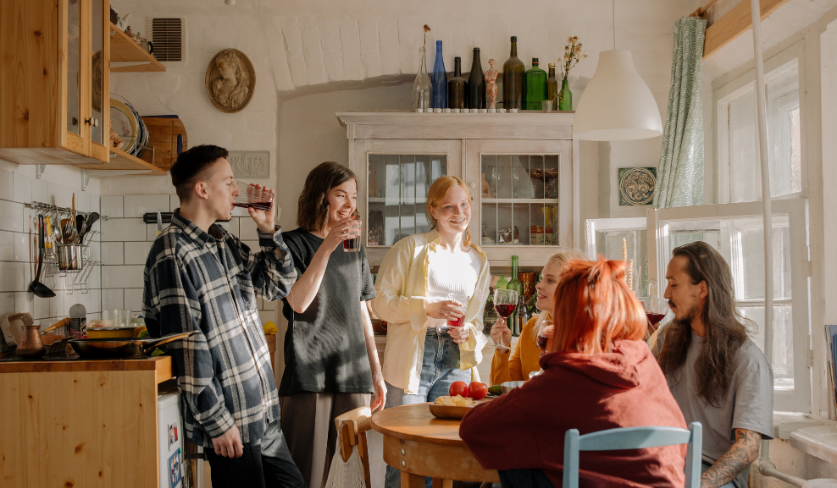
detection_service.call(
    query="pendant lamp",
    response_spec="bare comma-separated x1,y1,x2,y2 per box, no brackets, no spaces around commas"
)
572,0,663,141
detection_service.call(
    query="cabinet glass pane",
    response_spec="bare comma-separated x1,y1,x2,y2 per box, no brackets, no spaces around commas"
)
91,0,105,144
480,153,559,246
739,305,794,390
67,0,82,135
594,229,648,298
367,154,446,246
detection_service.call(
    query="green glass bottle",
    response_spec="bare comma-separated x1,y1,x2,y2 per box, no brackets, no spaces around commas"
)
495,276,508,290
524,58,547,111
502,36,525,110
507,256,524,336
448,57,467,110
547,63,559,110
558,78,572,111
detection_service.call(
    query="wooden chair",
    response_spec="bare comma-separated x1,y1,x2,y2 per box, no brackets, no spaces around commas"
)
562,422,703,488
333,406,374,488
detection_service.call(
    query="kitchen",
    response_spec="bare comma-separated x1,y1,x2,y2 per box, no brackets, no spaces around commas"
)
3,0,837,486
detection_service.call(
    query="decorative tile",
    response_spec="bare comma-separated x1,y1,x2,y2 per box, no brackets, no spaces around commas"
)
618,167,657,206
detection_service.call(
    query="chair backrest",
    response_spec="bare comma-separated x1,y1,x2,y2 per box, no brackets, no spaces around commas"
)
334,407,373,488
562,422,702,488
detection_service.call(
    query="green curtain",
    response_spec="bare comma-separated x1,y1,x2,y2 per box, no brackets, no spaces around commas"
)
653,17,707,208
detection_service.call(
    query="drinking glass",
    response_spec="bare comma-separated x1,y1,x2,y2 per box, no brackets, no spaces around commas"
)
233,184,274,211
493,289,518,352
117,309,132,328
536,324,554,353
645,280,669,332
341,220,362,253
445,293,467,327
102,309,117,327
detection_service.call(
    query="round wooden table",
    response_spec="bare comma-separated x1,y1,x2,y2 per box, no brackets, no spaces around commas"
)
371,403,500,487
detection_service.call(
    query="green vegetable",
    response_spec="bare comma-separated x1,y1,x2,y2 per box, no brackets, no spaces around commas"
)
137,330,150,338
150,348,166,356
488,385,502,396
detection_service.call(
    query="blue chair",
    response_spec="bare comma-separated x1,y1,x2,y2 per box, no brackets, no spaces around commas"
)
562,422,702,488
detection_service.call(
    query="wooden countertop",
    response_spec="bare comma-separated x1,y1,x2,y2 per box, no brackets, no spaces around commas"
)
0,355,173,383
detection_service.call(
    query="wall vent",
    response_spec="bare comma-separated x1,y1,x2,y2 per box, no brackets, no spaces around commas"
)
151,18,182,62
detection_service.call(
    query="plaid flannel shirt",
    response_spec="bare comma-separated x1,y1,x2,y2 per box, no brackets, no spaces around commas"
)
143,210,296,448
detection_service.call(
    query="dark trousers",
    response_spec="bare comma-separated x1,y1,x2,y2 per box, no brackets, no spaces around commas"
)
499,469,556,488
206,442,307,488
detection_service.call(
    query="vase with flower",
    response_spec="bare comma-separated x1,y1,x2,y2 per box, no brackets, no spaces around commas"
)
558,36,586,111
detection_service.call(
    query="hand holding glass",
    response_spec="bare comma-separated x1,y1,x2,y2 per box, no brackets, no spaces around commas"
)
341,220,362,252
493,289,518,351
645,280,669,331
233,184,274,211
445,293,467,327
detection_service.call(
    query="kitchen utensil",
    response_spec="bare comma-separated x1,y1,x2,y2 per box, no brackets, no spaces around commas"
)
57,244,85,270
76,214,85,235
41,317,71,335
51,215,63,244
71,194,76,232
61,218,76,244
16,324,46,358
78,212,100,242
29,215,56,298
69,330,198,359
43,216,59,284
156,211,162,235
500,380,525,395
87,327,139,339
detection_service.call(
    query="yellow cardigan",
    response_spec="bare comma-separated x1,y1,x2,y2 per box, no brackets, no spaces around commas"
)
371,230,491,394
490,315,545,385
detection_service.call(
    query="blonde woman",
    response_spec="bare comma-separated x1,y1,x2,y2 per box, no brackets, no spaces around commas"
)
490,249,588,385
371,176,491,488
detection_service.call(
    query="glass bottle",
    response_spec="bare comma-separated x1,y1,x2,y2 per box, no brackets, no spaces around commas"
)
547,63,559,110
495,276,508,290
524,58,547,111
448,57,467,110
507,256,524,335
431,40,447,109
502,36,525,110
468,48,485,110
412,47,432,111
559,78,572,111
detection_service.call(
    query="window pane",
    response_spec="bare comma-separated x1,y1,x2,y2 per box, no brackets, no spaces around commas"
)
739,305,794,390
727,62,801,202
664,220,722,252
730,216,792,300
594,229,648,297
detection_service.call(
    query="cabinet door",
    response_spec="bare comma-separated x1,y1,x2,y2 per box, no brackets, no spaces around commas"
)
61,0,88,155
464,139,572,267
87,0,110,162
351,139,462,265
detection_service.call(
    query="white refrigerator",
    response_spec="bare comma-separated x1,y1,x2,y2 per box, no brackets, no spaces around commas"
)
158,392,186,488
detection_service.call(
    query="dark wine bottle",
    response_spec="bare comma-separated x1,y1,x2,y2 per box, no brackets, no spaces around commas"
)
547,62,559,110
502,36,525,110
448,57,466,110
467,47,485,110
524,58,547,110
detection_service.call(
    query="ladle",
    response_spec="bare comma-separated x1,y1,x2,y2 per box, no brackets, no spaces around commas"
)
29,215,56,298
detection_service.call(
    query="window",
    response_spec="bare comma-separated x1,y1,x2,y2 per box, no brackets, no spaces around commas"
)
718,59,802,203
647,199,811,412
585,217,649,300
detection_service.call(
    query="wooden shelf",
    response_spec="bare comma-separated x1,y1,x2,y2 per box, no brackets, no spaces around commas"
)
109,23,165,73
74,147,167,175
481,198,559,204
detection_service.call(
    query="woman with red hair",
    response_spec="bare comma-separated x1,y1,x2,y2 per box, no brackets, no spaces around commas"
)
460,258,687,488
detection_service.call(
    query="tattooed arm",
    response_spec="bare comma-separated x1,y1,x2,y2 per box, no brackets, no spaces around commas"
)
701,429,761,488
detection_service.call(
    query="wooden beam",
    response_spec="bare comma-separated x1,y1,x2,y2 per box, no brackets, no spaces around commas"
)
703,0,791,59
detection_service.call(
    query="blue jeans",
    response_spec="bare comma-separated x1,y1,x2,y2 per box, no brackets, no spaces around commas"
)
384,328,470,488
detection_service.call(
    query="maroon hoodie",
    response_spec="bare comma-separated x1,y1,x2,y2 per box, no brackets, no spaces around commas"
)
460,340,687,487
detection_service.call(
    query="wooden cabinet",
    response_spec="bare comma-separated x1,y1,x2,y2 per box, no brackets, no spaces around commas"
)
338,112,577,267
0,0,165,175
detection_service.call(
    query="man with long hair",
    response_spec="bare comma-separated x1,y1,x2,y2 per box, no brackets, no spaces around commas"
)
654,242,773,488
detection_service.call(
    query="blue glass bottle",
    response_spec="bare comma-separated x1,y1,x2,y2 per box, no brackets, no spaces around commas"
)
431,40,447,109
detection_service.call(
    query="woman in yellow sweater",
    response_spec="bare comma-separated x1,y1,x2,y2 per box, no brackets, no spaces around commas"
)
489,249,588,385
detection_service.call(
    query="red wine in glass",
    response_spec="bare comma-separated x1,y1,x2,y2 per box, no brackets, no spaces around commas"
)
646,313,666,327
232,201,272,211
342,236,360,252
494,304,516,318
234,185,273,211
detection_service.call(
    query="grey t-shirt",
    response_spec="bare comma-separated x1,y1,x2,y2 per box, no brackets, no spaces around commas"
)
654,327,774,488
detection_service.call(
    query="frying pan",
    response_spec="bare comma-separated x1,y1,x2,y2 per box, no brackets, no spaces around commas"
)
69,330,198,359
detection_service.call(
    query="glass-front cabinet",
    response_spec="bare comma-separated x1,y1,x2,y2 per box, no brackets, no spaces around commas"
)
341,113,575,267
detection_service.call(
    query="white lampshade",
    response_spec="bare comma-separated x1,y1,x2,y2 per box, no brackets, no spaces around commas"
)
572,50,663,141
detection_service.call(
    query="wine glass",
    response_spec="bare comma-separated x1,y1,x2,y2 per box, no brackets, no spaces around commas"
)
645,280,669,332
536,324,554,353
493,289,518,352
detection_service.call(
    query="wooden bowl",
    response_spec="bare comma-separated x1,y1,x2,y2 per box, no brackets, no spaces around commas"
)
428,403,474,420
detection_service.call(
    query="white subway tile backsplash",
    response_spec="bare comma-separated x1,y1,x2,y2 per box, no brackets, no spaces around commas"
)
50,292,65,318
30,178,48,205
0,170,14,198
13,174,31,204
13,232,30,262
242,240,259,252
124,289,143,312
2,262,25,292
0,231,14,261
147,224,164,241
48,183,75,210
0,201,24,232
124,195,170,218
75,192,90,213
101,242,124,265
33,294,50,320
169,195,180,211
101,218,146,242
102,265,144,289
15,292,33,316
102,288,123,310
0,292,14,318
101,196,124,218
124,242,152,265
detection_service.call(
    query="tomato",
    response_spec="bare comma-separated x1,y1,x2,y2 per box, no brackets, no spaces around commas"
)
469,382,488,400
449,381,469,398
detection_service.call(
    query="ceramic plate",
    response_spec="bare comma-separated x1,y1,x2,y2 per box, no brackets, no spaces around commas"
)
110,99,137,155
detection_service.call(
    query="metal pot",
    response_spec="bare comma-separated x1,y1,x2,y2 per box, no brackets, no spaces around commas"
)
69,330,198,359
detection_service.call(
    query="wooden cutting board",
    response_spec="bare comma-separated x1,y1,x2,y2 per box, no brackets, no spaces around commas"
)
139,116,188,171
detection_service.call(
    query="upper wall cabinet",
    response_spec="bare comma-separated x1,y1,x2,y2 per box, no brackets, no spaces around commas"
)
0,0,164,175
337,112,576,267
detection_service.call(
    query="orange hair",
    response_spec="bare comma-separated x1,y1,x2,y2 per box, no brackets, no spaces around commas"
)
426,176,473,247
550,257,646,354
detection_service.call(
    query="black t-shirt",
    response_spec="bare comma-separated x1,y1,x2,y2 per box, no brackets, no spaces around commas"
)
279,228,376,395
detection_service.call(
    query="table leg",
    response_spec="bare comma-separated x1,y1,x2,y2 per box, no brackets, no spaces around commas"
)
401,471,425,488
432,479,453,488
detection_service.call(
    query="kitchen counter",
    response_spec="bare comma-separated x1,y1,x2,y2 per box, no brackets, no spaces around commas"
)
0,355,173,487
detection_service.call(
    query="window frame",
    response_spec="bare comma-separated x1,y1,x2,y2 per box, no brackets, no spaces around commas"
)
646,198,812,412
714,41,808,204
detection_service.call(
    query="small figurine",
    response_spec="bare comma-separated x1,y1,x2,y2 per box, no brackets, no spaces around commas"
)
481,172,491,198
124,25,135,39
485,59,499,110
109,120,124,150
